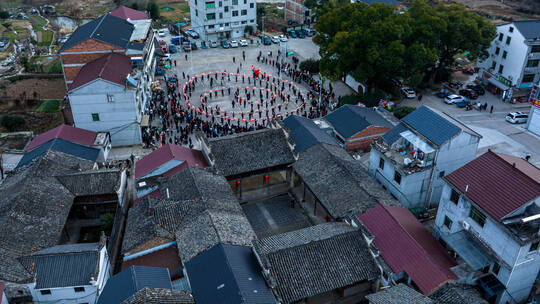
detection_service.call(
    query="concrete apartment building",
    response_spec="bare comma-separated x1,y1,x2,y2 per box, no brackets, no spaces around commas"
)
284,0,311,25
477,20,540,100
190,0,257,40
369,106,480,209
433,151,540,304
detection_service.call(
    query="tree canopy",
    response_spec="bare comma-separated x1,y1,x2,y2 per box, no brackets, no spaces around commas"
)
313,0,496,89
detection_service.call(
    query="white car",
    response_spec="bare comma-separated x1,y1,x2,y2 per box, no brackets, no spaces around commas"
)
230,40,239,48
271,36,280,44
444,94,464,104
400,87,416,99
239,39,248,47
157,29,166,37
505,112,529,124
279,35,288,42
209,40,218,48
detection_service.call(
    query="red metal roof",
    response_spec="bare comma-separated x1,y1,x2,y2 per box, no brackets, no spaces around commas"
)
445,150,540,221
359,204,457,294
133,189,162,206
69,53,132,92
109,6,149,20
135,144,208,179
25,124,99,151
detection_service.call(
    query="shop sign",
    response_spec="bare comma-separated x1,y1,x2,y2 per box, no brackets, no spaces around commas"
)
497,74,512,87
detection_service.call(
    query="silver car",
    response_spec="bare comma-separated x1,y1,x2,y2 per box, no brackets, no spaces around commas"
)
505,112,528,124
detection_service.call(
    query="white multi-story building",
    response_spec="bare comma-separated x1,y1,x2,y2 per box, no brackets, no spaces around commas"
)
477,20,540,100
190,0,257,40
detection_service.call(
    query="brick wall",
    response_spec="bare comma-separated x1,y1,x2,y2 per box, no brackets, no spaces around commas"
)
346,126,391,152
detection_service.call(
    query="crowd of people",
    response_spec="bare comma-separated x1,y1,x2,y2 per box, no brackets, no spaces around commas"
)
142,48,337,149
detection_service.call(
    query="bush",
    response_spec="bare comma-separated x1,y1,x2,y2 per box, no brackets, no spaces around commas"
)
359,89,388,107
36,100,60,112
0,11,9,20
100,213,115,236
46,61,62,73
299,59,320,73
393,106,416,119
1,115,25,131
338,93,361,106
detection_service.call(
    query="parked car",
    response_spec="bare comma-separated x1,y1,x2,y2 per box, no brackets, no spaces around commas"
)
169,45,177,53
158,29,166,37
297,30,305,38
435,89,450,98
221,40,230,48
444,94,465,104
271,36,280,44
191,42,198,50
171,36,183,45
239,39,248,47
187,29,200,39
401,87,417,99
230,40,239,48
262,36,271,45
466,83,485,95
182,41,191,52
458,89,479,99
278,35,288,42
210,40,218,48
158,40,168,53
505,112,529,124
305,28,316,37
288,30,297,38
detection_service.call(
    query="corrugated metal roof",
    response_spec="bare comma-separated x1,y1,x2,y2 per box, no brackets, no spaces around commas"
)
402,106,460,146
26,124,99,151
135,144,208,179
97,266,172,304
324,105,392,138
185,244,275,304
444,150,540,221
282,115,338,152
512,20,540,39
17,138,100,169
69,53,132,92
382,122,408,144
110,6,149,20
359,204,457,294
60,13,134,52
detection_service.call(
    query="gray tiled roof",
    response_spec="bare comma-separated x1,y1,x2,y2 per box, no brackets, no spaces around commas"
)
59,14,134,52
205,128,295,177
282,115,338,152
429,282,489,304
401,106,460,146
56,169,122,196
253,222,378,304
31,243,100,289
293,143,399,218
158,167,238,203
324,105,392,138
513,20,540,39
0,150,94,283
366,284,434,304
175,209,256,262
121,288,195,304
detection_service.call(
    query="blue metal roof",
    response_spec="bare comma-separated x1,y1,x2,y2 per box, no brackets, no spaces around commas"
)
283,115,338,152
16,138,100,169
513,20,540,40
401,106,460,146
185,244,275,304
324,105,392,139
97,266,172,304
381,123,408,145
361,0,402,5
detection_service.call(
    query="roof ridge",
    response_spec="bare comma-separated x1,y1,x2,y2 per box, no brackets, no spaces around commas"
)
379,204,454,282
98,53,113,79
89,14,107,40
489,150,540,186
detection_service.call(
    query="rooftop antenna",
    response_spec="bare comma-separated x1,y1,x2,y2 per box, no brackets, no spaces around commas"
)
465,185,469,192
166,188,170,199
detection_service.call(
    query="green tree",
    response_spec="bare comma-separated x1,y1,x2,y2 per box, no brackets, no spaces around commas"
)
147,0,160,20
100,213,115,236
1,115,24,131
130,2,139,10
299,59,320,73
0,11,9,19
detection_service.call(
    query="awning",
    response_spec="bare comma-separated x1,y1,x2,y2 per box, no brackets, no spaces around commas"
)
442,230,492,271
487,76,510,91
399,130,435,153
141,115,150,127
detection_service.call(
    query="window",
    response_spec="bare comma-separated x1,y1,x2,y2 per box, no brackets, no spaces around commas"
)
205,1,215,8
224,6,229,12
241,20,247,24
40,290,52,295
502,50,507,59
195,0,197,5
527,59,539,67
241,9,247,15
208,24,214,29
530,241,539,252
195,9,198,16
532,45,540,53
450,189,460,205
74,287,85,293
498,64,504,74
232,10,238,16
492,263,500,275
523,74,535,83
498,33,503,41
219,12,223,18
393,171,401,185
91,113,100,121
232,0,238,5
495,47,500,55
206,13,216,20
490,61,496,70
469,206,486,227
219,1,222,6
506,36,511,45
509,26,514,32
225,22,230,26
250,19,254,23
250,2,254,8
439,170,445,178
444,216,452,229
107,94,114,103
379,158,385,170
244,0,247,4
